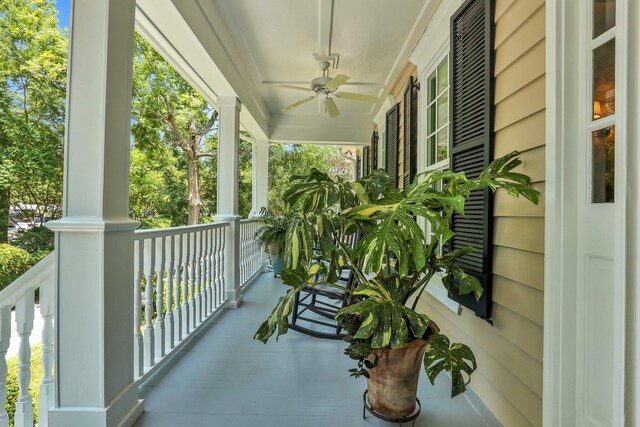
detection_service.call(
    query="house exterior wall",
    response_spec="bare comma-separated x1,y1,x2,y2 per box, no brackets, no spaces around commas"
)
381,0,547,425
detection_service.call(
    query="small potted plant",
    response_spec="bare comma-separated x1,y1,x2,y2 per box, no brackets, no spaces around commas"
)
254,151,539,418
254,208,293,276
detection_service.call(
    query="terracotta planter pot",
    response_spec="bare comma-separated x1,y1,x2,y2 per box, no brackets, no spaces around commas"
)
365,337,433,418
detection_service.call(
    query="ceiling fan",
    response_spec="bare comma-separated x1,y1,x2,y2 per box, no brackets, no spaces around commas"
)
279,61,379,118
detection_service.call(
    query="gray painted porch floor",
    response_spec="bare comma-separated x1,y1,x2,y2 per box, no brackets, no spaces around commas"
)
133,273,501,427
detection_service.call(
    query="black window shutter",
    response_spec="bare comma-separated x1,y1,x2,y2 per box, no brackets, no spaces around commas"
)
403,76,418,187
385,104,399,188
371,131,379,170
448,0,495,321
362,146,370,176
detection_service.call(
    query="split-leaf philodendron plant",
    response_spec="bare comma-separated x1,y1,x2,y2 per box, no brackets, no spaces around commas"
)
254,151,539,397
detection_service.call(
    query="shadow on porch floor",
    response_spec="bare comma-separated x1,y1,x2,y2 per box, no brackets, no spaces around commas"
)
133,274,501,427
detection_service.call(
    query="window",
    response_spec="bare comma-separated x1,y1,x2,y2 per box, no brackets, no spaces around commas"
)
426,56,450,168
421,54,450,258
590,0,616,203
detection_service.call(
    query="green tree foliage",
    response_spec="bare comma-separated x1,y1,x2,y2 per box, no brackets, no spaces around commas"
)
131,34,219,225
199,134,253,219
129,145,188,227
0,0,67,240
0,244,32,289
267,144,352,215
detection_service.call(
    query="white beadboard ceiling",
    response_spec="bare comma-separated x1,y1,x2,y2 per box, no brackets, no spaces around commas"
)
136,0,440,143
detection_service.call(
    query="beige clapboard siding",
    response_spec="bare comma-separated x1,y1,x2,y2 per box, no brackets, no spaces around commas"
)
493,276,544,326
495,0,545,48
494,217,544,253
495,110,546,155
494,5,545,74
416,296,543,401
494,75,545,131
495,40,545,103
411,1,547,425
493,246,544,291
417,294,544,397
494,183,545,217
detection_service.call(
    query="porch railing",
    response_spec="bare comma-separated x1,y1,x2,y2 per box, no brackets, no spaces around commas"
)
239,218,262,286
0,252,55,427
133,221,230,380
0,218,265,426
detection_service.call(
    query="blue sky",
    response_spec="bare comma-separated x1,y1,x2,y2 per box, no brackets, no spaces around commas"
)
54,0,70,28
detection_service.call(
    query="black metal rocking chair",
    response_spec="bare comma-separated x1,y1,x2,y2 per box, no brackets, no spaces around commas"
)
287,233,361,340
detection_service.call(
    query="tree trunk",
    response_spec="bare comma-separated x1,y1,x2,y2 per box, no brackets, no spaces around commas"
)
187,153,201,225
0,187,9,243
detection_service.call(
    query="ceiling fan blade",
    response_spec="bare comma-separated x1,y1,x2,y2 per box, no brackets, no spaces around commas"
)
335,92,379,104
281,96,315,112
325,74,350,91
324,98,340,118
278,84,314,93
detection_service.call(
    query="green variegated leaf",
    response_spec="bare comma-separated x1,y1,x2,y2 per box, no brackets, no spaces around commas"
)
350,181,371,204
453,268,483,300
400,307,430,338
347,204,387,219
371,304,392,348
353,312,378,340
424,334,477,397
389,305,408,348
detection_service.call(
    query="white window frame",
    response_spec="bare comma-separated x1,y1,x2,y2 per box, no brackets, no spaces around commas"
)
417,45,461,315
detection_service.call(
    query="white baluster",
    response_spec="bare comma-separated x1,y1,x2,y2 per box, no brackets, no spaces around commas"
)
174,234,184,342
15,289,35,427
194,231,202,325
242,224,248,283
38,275,55,427
133,240,144,377
207,228,215,313
220,227,226,303
202,229,210,318
0,305,11,427
143,238,155,369
165,234,175,351
188,232,197,330
154,236,165,360
215,227,223,307
182,232,190,336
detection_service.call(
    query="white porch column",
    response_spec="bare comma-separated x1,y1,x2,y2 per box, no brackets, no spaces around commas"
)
249,137,269,217
249,137,270,271
46,1,142,426
216,96,242,307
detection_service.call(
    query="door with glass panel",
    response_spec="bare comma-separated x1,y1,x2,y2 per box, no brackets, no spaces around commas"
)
575,0,626,425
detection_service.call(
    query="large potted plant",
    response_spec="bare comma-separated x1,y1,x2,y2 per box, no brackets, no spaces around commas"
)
254,151,539,418
255,208,293,276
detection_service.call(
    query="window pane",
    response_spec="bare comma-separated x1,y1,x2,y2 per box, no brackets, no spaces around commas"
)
428,72,437,102
592,125,615,203
593,0,615,38
437,58,448,94
436,128,448,162
437,92,448,128
427,135,436,166
427,105,436,134
592,39,615,120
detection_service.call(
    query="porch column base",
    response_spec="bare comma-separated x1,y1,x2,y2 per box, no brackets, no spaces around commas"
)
48,383,143,427
225,289,243,308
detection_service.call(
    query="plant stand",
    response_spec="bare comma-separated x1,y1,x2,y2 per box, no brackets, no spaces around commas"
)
363,390,421,426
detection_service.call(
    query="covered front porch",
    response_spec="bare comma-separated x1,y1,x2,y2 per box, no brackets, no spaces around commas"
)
133,273,500,427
